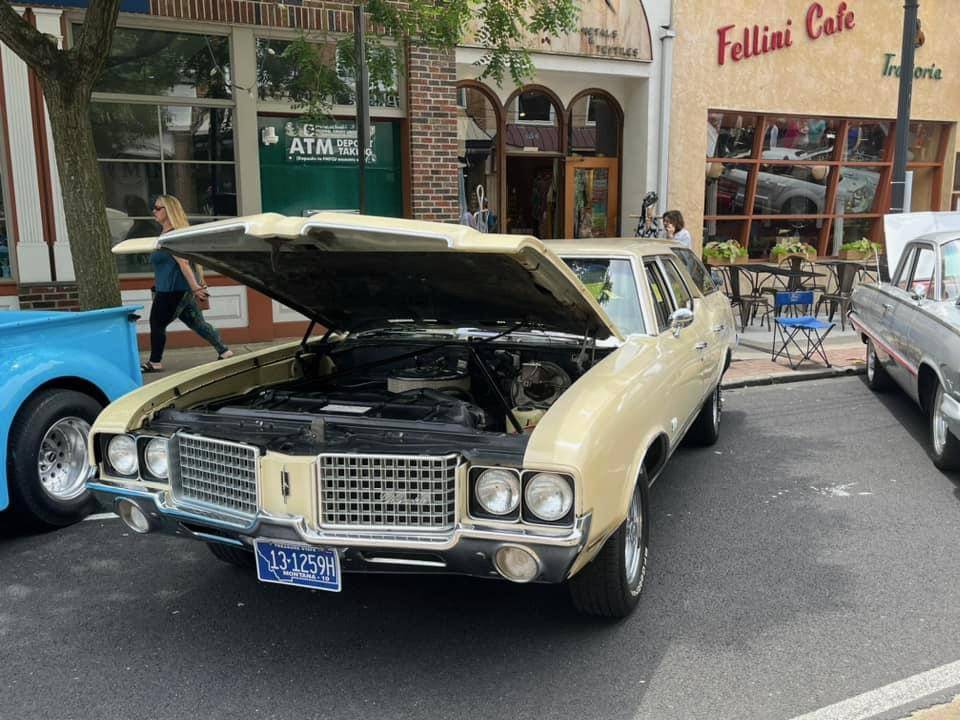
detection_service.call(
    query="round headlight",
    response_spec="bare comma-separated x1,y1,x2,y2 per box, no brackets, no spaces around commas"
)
144,438,168,479
475,468,521,516
524,473,573,521
106,434,138,476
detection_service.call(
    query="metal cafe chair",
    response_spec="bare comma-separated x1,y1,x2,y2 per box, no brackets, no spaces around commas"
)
814,261,865,331
771,291,835,369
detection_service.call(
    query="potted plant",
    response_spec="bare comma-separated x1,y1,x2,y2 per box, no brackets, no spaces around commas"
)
839,237,882,260
770,239,817,261
703,240,748,265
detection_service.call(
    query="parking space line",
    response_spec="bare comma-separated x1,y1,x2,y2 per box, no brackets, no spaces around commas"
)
83,512,118,522
788,659,960,720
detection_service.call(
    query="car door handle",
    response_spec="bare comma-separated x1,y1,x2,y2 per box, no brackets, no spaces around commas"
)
694,342,709,350
882,303,894,312
712,324,726,333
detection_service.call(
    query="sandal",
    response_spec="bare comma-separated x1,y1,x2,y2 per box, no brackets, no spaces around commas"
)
141,362,163,373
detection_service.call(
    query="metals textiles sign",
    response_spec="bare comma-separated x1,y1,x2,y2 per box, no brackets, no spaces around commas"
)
279,122,382,165
21,0,149,12
716,1,855,66
462,0,652,63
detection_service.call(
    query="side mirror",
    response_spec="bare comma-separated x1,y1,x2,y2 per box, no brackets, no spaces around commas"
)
669,307,694,337
910,283,928,302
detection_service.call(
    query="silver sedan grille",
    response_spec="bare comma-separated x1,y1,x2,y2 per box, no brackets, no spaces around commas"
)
318,454,459,530
172,434,259,515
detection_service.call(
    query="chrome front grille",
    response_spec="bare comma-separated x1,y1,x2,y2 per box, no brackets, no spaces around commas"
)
173,434,259,515
318,454,459,530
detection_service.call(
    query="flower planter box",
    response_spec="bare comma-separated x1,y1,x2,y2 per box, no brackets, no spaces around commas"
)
705,255,748,265
839,249,872,261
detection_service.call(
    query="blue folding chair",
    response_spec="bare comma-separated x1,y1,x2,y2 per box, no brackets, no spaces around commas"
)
771,291,835,369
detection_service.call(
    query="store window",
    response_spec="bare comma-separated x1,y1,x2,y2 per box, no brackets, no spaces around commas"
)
82,26,238,274
457,85,500,232
255,38,400,108
704,111,949,257
568,93,619,157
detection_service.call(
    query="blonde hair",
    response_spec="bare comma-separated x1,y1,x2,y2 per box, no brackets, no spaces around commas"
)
156,194,190,230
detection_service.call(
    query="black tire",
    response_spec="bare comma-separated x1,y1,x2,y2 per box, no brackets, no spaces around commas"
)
568,470,649,618
865,338,891,391
7,389,102,529
686,383,722,447
207,541,254,567
930,383,960,472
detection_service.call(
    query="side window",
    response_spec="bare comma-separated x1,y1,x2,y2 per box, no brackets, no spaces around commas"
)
942,241,960,300
894,248,917,290
672,247,716,295
909,246,936,297
661,259,694,310
645,262,673,333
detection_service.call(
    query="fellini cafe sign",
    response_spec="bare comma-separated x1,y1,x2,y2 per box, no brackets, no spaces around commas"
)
284,122,378,165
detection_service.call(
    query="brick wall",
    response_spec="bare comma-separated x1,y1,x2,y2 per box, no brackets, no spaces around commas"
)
18,283,80,310
406,45,460,223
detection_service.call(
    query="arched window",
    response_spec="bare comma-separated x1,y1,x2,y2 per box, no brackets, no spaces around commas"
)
456,82,502,232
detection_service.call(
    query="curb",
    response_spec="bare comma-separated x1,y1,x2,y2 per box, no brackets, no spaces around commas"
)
722,364,865,389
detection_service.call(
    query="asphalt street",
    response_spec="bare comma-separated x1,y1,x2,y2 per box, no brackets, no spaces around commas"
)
3,376,960,720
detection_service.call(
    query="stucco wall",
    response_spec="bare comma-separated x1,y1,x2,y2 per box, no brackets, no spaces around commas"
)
670,0,960,249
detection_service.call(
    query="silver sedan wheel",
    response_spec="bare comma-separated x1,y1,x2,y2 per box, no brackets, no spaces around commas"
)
37,417,91,501
712,385,722,429
933,385,948,456
866,342,876,382
624,487,643,586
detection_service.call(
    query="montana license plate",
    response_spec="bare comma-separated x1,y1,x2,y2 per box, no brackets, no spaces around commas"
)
254,540,341,592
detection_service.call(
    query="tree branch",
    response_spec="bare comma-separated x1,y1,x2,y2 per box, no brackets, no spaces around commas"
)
76,0,122,82
0,1,60,73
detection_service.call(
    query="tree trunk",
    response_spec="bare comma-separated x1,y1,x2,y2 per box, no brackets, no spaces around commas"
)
41,76,122,310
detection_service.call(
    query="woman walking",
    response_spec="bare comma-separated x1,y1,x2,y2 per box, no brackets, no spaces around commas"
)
141,195,232,373
662,210,693,248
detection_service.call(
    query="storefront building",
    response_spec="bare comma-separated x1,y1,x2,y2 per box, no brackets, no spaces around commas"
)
0,0,668,347
669,0,960,257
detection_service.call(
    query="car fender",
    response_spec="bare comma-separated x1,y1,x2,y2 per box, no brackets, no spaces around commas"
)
0,349,141,511
523,336,675,553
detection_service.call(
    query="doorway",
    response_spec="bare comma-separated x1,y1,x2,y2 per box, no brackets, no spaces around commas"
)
505,155,564,239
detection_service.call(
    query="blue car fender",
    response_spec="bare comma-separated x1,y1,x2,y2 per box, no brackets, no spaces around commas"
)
0,349,142,512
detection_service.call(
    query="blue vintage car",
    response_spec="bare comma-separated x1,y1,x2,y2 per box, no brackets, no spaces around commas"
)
0,307,142,527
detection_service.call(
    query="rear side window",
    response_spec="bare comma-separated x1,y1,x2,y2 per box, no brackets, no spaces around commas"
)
661,259,693,310
672,247,716,295
645,262,673,333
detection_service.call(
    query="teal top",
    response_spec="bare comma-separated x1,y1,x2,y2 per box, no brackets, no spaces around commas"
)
150,250,189,293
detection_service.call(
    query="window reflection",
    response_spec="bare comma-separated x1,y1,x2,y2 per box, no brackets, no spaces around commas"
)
506,91,560,152
707,112,757,159
763,116,838,156
749,219,821,258
942,241,960,300
569,94,619,157
457,87,499,232
752,164,834,216
562,257,645,335
846,121,890,161
908,122,941,163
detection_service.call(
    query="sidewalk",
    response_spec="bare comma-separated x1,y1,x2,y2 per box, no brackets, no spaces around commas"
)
723,321,865,388
145,325,867,390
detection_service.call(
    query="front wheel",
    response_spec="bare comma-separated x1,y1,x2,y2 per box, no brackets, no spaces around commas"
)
568,470,649,618
6,389,102,528
931,383,960,471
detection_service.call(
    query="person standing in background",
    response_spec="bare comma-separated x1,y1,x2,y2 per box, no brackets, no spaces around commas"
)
141,194,232,373
663,210,692,248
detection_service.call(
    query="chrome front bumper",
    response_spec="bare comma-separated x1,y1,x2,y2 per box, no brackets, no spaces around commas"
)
89,481,590,584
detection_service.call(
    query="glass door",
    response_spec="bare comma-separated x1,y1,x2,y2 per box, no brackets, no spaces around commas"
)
564,157,619,238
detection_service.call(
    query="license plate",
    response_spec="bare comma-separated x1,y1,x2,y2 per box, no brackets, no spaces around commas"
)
254,540,341,592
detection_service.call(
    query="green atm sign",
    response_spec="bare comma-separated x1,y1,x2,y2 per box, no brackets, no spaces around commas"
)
258,117,402,218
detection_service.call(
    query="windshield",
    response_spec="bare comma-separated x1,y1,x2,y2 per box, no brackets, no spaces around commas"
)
561,257,645,336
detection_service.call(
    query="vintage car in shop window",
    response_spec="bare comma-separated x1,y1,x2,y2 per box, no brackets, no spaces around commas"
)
850,231,960,471
87,214,736,618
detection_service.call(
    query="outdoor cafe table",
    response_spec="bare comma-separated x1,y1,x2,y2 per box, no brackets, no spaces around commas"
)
712,261,825,328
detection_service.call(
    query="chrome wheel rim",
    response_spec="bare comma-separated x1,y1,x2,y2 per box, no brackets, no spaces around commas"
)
933,385,948,456
867,342,876,381
37,417,91,501
624,489,643,586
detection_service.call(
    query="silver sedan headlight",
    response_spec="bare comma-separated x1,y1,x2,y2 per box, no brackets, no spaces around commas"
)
106,435,138,476
475,468,521,516
143,438,169,479
524,473,573,521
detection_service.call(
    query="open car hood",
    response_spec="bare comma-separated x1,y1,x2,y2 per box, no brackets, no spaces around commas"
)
113,213,621,340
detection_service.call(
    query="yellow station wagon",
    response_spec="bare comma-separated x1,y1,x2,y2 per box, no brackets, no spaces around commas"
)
88,213,736,617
